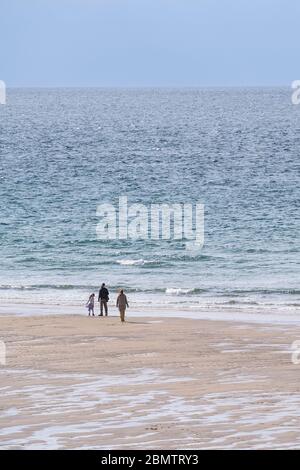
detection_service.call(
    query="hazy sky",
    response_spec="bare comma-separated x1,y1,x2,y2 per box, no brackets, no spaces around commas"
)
1,0,299,87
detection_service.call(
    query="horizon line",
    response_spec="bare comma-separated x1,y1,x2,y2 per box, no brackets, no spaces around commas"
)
5,84,292,89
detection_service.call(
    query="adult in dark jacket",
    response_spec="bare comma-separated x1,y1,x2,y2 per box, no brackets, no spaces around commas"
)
98,283,109,316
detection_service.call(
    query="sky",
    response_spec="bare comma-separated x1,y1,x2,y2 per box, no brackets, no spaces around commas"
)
1,0,299,87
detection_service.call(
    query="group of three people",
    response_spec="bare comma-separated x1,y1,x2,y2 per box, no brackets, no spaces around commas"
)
86,283,129,323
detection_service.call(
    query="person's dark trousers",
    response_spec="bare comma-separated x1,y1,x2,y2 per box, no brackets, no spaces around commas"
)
120,309,125,322
100,300,108,316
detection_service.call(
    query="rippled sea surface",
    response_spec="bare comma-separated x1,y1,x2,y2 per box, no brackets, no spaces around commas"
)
0,88,299,315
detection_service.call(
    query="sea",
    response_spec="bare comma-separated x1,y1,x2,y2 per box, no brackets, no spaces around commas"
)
0,88,299,321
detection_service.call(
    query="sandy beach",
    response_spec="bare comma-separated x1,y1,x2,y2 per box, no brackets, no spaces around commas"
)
1,313,300,449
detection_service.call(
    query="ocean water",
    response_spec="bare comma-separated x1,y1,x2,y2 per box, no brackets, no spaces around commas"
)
0,88,299,317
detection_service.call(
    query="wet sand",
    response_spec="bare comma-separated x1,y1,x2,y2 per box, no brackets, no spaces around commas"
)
1,314,300,449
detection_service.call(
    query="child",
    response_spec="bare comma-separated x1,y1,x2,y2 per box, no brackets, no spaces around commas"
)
86,293,95,316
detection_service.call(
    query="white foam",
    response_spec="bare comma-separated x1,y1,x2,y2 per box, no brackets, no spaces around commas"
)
116,259,145,266
166,288,194,295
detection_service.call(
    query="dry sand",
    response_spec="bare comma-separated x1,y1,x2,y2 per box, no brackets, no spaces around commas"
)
1,313,300,449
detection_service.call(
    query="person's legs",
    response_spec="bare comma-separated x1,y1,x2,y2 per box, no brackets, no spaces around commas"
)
104,300,108,316
99,300,103,316
120,309,125,322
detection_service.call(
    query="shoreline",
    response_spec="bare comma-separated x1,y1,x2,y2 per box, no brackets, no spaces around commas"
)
1,314,300,449
0,302,299,325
